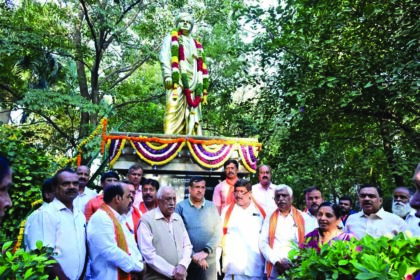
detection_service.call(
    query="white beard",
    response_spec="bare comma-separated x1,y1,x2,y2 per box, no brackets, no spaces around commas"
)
392,201,412,218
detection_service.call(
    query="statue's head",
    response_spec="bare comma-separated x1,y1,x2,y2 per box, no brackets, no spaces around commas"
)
175,13,194,34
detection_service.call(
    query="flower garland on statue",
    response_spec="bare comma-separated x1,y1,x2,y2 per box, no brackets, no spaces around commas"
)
171,30,209,108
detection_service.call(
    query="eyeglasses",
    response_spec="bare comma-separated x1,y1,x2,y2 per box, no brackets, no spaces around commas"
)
233,190,250,195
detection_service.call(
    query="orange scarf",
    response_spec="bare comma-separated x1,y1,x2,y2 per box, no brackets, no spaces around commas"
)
101,204,131,280
139,201,157,214
266,206,305,277
131,207,141,242
225,178,238,205
221,198,266,246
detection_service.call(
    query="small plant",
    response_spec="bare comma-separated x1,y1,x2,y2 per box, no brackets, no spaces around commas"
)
286,232,420,280
0,240,56,279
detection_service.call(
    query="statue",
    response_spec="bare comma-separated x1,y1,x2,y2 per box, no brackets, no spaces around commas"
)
159,13,209,135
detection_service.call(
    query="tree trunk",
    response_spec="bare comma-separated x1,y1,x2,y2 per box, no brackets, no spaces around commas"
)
74,9,90,139
379,117,404,187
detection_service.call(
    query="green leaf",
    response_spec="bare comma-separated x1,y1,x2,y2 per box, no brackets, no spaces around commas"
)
338,260,348,266
355,273,379,280
364,81,373,88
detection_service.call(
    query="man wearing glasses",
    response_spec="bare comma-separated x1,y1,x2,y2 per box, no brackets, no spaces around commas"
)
138,186,193,280
217,179,266,279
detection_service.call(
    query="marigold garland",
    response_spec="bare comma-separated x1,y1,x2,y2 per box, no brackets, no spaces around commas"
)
13,199,43,252
103,132,261,171
130,140,185,166
238,145,258,173
109,139,126,167
187,142,233,169
12,220,26,253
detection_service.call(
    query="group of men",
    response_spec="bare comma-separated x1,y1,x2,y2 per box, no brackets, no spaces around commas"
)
1,155,420,280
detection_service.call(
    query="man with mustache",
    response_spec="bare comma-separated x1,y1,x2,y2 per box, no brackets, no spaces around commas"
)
138,186,192,280
345,184,406,239
392,186,420,236
122,180,142,242
252,165,277,215
218,179,266,279
87,183,144,279
213,160,239,214
260,185,309,279
176,176,221,280
28,168,87,280
140,178,160,213
127,164,144,209
0,155,12,224
74,165,97,213
303,186,324,232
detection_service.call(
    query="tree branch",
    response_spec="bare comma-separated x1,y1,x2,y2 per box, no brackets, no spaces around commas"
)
112,93,165,110
79,0,98,52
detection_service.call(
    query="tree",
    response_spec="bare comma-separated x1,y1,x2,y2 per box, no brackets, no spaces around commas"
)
241,0,420,196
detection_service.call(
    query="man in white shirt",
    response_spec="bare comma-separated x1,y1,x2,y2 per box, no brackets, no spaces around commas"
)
252,165,277,216
303,186,324,233
24,178,55,250
345,184,406,239
138,186,192,280
27,168,87,280
127,164,144,209
392,186,420,236
73,165,97,213
218,179,266,279
87,183,144,280
260,184,309,279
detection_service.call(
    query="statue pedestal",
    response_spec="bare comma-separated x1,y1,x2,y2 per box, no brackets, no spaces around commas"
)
103,132,262,200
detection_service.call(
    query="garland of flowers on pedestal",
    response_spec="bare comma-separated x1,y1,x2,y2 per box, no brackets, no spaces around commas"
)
103,134,261,173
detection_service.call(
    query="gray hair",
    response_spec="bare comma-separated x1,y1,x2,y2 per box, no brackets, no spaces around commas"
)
274,184,293,197
156,186,176,200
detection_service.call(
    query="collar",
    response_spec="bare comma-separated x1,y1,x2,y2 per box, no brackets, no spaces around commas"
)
188,197,206,208
360,207,385,218
258,183,274,190
51,198,71,211
154,207,179,222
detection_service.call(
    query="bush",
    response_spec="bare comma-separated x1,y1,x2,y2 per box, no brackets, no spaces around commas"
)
287,232,420,280
0,240,55,279
0,125,53,242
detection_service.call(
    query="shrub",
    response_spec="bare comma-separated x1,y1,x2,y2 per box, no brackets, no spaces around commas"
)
287,232,420,280
0,240,55,279
0,126,53,242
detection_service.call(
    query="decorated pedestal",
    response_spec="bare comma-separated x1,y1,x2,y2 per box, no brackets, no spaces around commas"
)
101,130,262,200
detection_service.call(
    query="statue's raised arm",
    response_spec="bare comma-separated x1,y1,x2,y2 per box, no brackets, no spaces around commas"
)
159,13,209,136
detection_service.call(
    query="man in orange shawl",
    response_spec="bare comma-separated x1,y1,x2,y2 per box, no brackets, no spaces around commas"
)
259,184,310,279
87,183,144,280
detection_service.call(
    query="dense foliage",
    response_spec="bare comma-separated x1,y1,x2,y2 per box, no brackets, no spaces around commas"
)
0,241,55,279
0,126,53,241
287,233,420,280
240,0,420,203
